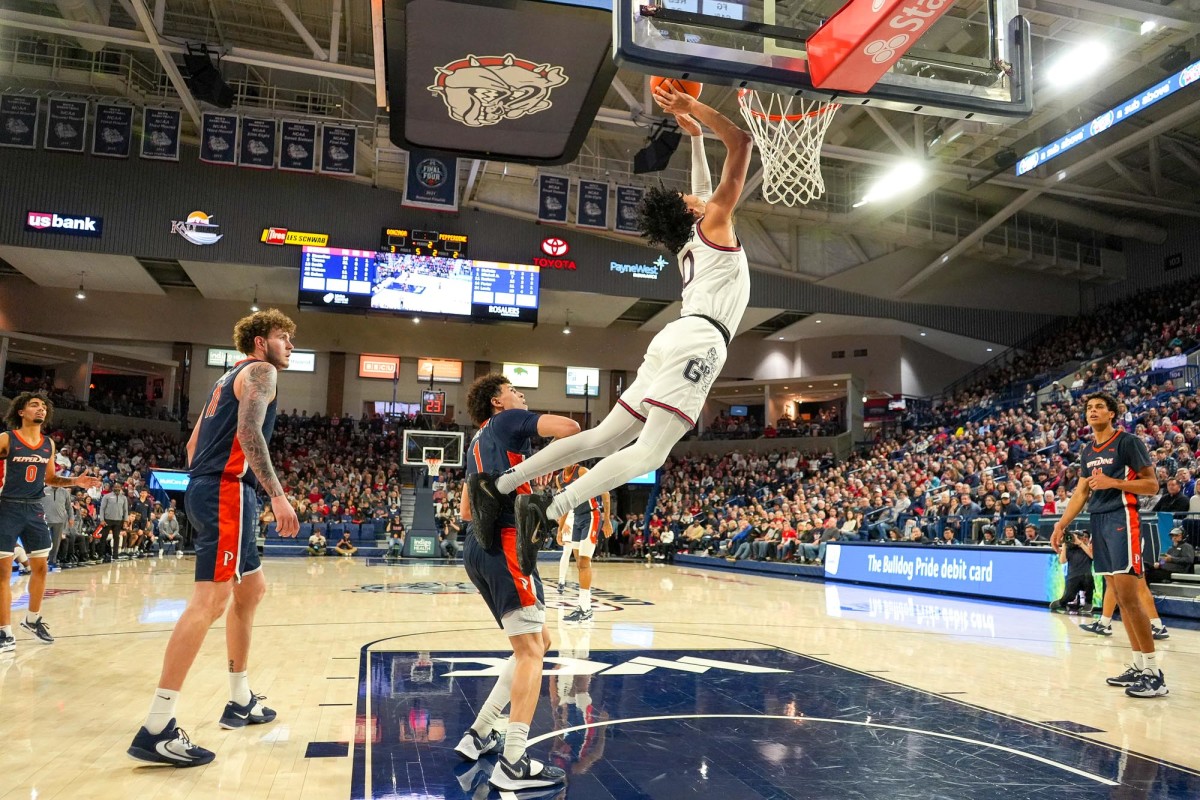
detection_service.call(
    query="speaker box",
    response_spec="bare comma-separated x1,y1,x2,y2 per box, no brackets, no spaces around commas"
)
184,48,235,108
632,129,683,174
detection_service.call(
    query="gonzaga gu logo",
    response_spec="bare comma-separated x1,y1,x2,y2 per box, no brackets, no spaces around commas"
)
428,53,568,127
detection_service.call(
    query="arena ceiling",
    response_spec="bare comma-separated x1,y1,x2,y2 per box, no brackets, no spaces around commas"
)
1,0,1198,344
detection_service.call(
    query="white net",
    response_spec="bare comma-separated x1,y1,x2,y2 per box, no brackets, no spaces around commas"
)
738,89,839,207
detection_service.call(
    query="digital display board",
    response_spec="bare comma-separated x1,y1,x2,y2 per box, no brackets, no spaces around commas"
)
417,358,463,383
504,363,540,389
380,227,469,257
422,390,447,415
149,470,191,491
298,247,539,323
566,366,600,397
359,354,400,380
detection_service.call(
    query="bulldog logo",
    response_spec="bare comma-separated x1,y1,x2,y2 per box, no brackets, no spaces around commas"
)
428,53,568,127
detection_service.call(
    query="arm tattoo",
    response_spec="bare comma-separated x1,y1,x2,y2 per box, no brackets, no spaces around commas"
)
238,362,284,498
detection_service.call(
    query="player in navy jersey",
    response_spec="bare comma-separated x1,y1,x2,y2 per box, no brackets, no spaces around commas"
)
475,86,753,562
0,392,100,654
1052,393,1167,698
454,373,580,792
129,310,301,767
553,464,612,623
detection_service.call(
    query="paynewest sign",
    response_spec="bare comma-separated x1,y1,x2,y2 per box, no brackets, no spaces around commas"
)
806,0,957,93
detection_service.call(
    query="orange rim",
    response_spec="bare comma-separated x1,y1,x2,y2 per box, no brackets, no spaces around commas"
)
737,88,839,122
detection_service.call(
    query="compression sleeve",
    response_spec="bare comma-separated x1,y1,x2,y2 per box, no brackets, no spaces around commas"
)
691,135,712,200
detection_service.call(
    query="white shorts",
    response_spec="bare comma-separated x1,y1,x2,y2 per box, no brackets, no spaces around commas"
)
563,511,599,559
564,534,597,560
618,316,727,428
501,604,546,637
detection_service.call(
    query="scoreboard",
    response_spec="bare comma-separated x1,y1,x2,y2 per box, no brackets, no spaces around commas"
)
380,227,468,258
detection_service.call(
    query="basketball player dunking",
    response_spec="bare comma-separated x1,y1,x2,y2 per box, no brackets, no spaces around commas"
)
128,310,301,766
554,464,612,623
469,86,752,563
0,393,100,654
455,373,580,791
1052,393,1167,698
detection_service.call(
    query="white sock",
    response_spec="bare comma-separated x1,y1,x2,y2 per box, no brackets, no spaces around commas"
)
1150,617,1164,631
495,470,520,495
558,547,572,585
1,625,12,638
473,656,515,737
145,688,179,735
1143,651,1159,674
25,612,41,625
579,588,591,611
547,494,571,522
1132,651,1145,670
229,670,252,706
1099,616,1113,627
503,721,529,763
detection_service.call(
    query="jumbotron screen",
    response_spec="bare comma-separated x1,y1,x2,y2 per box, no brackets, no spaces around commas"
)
298,247,539,323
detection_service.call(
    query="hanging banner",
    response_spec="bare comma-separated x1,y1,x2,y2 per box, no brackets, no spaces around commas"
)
576,179,610,229
44,98,88,153
319,124,357,175
199,112,238,164
91,104,133,157
614,185,645,235
537,174,570,224
0,95,39,149
402,149,459,211
140,107,181,161
239,117,276,169
279,120,317,172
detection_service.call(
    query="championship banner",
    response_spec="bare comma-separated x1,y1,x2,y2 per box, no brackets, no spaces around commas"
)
537,174,570,224
614,185,645,235
0,94,39,149
319,124,357,175
91,104,133,157
199,112,238,164
239,117,276,169
279,120,317,172
140,107,181,161
402,149,460,211
576,179,609,229
44,98,88,153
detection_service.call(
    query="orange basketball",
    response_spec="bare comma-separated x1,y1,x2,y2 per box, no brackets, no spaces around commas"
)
650,75,702,99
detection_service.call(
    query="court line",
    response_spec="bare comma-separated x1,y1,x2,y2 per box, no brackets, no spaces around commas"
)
524,713,1119,786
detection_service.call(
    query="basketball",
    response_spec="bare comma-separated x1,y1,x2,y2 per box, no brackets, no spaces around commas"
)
650,75,702,99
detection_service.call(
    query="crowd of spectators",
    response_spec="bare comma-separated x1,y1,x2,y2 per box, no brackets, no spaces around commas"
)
3,369,177,420
704,406,843,441
3,370,85,411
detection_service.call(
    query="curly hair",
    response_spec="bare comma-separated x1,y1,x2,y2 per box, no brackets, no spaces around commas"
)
636,186,695,254
5,391,52,430
1086,392,1119,416
466,373,511,426
233,308,296,355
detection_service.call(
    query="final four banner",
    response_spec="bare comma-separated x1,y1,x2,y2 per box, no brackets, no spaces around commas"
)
239,117,276,169
44,98,88,153
319,124,357,175
614,185,645,235
402,149,459,211
0,95,39,149
140,107,181,161
537,174,570,224
91,104,133,157
576,179,609,229
199,112,238,164
279,120,317,172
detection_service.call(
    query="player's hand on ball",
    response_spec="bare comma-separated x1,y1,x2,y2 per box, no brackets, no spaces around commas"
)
273,494,300,537
675,113,701,136
653,86,696,115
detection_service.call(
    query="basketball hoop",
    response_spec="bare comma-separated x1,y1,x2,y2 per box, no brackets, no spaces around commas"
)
737,89,839,207
424,457,442,478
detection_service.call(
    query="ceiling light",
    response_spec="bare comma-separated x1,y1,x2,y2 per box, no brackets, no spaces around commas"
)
75,283,86,301
413,317,420,324
815,319,821,323
778,336,785,340
808,384,813,388
250,286,260,312
1045,41,1110,87
854,160,926,207
919,331,927,336
1140,20,1156,35
986,347,993,352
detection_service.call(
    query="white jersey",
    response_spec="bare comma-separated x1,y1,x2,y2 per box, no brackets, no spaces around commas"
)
676,220,750,336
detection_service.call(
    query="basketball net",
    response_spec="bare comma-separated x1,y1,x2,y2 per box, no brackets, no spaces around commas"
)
424,457,442,479
737,89,839,207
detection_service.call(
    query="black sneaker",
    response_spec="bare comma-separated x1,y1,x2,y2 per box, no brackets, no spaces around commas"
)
1079,621,1113,636
469,473,503,548
489,752,567,791
127,719,216,767
562,606,593,624
1125,669,1169,698
218,695,277,729
454,727,504,761
1106,665,1143,687
0,631,14,655
20,618,54,644
1152,626,1170,640
514,493,553,576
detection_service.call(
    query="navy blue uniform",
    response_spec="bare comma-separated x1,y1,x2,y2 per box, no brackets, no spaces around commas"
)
464,409,544,626
188,359,278,582
1082,430,1151,575
0,430,54,555
555,466,602,545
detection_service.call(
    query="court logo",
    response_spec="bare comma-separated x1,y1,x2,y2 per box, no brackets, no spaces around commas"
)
171,211,223,245
437,654,791,678
428,53,569,128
